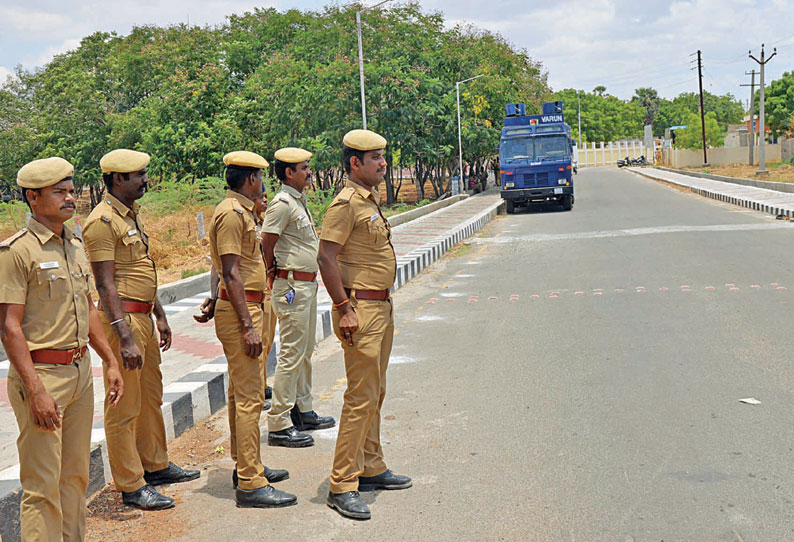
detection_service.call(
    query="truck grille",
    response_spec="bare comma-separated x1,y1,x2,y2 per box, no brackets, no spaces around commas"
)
520,172,549,187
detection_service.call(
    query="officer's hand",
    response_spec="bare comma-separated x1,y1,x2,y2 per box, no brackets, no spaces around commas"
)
266,274,274,295
193,298,216,323
157,318,172,352
120,337,144,371
30,388,61,431
243,325,263,359
105,364,125,408
338,308,359,346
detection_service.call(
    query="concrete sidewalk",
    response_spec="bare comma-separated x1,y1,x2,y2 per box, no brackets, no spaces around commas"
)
629,167,794,218
0,191,504,541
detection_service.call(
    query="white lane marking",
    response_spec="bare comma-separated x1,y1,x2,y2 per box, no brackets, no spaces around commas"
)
473,223,794,244
440,292,464,297
416,315,445,322
390,356,418,364
456,274,476,278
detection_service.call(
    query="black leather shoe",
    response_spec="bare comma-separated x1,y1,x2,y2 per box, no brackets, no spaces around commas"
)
144,462,201,486
235,485,297,508
358,469,412,491
232,467,289,488
268,426,314,448
291,406,336,431
265,385,273,400
327,490,370,520
122,485,175,510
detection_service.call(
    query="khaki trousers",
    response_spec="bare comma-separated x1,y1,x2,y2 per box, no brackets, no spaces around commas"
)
101,312,169,493
268,277,317,431
215,299,268,490
262,297,276,384
329,299,394,494
8,352,94,542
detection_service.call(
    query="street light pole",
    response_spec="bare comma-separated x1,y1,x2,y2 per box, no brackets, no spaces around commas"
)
576,90,582,147
456,74,484,195
356,0,394,130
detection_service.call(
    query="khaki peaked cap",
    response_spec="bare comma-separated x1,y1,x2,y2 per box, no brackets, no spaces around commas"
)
274,147,312,164
100,149,150,174
223,151,269,169
17,157,74,189
343,129,387,151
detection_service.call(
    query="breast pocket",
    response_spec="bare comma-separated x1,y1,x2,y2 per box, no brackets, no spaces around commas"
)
71,262,92,296
367,216,389,244
244,223,259,256
35,267,69,301
121,232,146,261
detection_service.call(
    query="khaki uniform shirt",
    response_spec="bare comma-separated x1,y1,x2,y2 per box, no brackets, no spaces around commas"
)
262,184,319,273
83,193,158,303
0,218,92,351
209,191,267,292
320,179,396,291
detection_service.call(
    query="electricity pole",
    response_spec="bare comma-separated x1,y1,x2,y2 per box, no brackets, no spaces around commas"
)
356,0,395,129
691,50,708,165
749,44,776,175
740,70,757,166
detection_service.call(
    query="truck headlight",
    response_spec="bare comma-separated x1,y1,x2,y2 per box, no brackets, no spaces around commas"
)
557,179,566,185
505,182,515,188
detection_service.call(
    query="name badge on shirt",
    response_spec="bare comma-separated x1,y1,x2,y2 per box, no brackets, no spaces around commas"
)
370,214,379,222
39,261,59,270
127,229,138,236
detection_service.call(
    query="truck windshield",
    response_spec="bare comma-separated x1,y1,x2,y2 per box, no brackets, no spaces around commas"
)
501,134,570,163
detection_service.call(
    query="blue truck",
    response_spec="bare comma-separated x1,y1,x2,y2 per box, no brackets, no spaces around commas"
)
499,101,575,214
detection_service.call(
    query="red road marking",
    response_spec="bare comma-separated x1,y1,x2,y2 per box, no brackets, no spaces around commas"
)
530,295,539,299
730,287,740,291
705,286,715,290
575,291,585,295
489,296,497,300
659,287,669,291
751,285,761,288
615,289,624,293
725,284,735,288
771,283,779,287
681,285,690,289
777,286,787,290
549,295,558,299
448,299,455,302
593,292,603,296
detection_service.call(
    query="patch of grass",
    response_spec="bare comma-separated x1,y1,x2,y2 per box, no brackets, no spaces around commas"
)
447,243,472,258
0,200,28,235
141,176,227,216
181,267,208,280
382,199,432,218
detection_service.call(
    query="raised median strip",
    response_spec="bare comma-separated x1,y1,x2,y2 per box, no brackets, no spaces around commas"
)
0,191,503,542
628,167,794,218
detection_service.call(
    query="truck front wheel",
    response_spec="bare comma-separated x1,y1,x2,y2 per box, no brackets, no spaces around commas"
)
505,199,515,214
562,194,573,211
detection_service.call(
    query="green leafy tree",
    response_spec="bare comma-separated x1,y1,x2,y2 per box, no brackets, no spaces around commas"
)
675,111,724,150
762,71,794,138
631,87,660,126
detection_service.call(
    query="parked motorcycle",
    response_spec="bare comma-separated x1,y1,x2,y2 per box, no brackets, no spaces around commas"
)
617,156,630,168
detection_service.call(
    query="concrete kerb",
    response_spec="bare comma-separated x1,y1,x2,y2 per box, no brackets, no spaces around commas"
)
0,195,504,542
627,167,794,219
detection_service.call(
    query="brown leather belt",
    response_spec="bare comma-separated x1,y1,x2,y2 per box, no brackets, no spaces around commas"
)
31,346,88,365
276,269,317,282
98,300,154,314
219,288,265,303
344,288,390,301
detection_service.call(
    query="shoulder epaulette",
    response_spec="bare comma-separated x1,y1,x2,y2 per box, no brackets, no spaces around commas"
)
99,199,114,223
273,192,289,203
336,186,355,203
229,198,245,214
0,229,29,249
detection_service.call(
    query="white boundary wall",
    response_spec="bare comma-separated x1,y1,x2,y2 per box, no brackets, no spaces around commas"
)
578,140,653,167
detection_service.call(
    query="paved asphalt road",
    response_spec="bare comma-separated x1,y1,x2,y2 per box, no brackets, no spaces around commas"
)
106,167,794,541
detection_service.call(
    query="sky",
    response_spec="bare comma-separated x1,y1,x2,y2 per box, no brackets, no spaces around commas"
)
1,0,793,104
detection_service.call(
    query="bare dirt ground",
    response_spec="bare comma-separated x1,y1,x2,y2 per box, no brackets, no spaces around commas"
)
85,416,229,541
682,162,794,183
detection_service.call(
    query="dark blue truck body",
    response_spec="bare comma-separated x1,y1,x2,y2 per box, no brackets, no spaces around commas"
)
499,101,574,213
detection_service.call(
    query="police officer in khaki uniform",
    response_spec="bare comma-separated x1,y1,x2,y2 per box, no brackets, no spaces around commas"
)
318,130,412,520
0,157,124,541
209,151,296,508
82,149,199,510
262,148,335,448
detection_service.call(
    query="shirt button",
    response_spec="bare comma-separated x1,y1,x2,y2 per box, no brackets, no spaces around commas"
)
50,274,56,280
75,294,79,299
